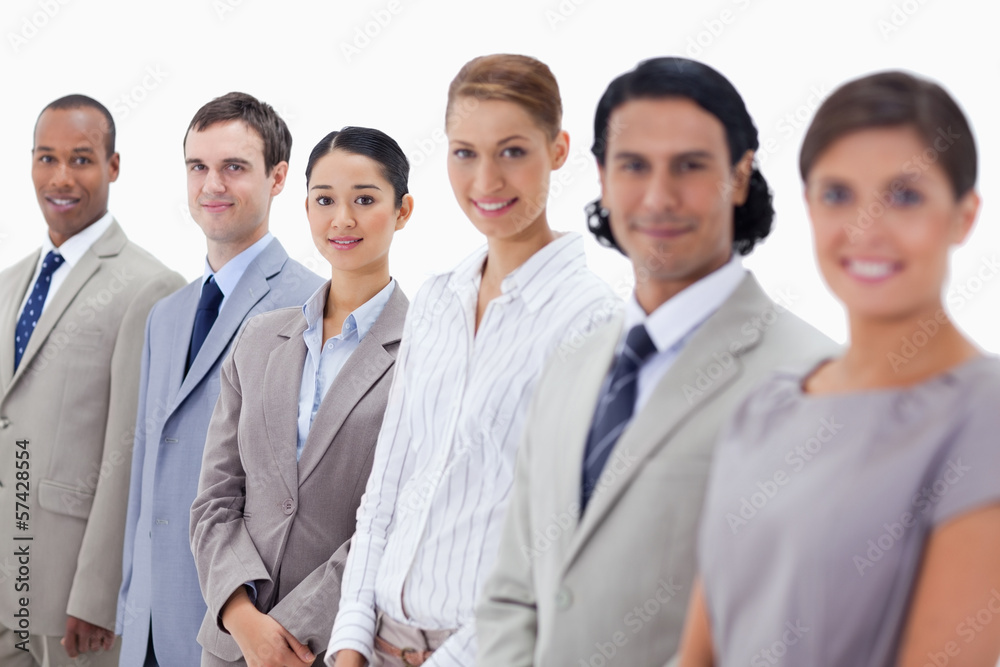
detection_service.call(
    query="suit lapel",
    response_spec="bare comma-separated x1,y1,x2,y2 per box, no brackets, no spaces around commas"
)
297,286,407,486
550,317,621,529
0,253,39,392
562,274,771,570
262,315,309,501
173,240,289,409
7,221,129,391
163,281,201,412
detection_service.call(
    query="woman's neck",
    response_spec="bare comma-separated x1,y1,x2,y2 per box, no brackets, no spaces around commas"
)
817,300,979,392
323,264,391,336
481,214,557,285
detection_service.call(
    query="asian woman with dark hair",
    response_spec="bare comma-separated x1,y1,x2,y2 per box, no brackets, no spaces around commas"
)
190,127,413,667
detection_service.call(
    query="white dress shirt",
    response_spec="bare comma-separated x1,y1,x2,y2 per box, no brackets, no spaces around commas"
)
623,254,746,411
17,211,114,317
327,233,620,666
296,279,396,459
199,232,273,312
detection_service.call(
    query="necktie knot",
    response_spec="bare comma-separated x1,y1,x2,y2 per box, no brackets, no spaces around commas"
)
623,324,656,365
197,276,224,312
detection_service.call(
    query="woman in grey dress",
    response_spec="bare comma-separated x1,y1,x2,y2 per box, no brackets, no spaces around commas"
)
678,71,1000,666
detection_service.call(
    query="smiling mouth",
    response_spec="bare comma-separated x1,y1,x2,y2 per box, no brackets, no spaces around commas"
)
844,258,901,282
473,198,518,214
45,196,80,211
201,201,233,212
331,238,362,249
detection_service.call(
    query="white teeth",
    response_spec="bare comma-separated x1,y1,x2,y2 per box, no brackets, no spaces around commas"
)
476,199,513,211
848,260,895,279
50,198,76,205
333,239,359,245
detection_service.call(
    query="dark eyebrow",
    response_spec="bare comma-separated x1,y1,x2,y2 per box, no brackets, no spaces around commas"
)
497,135,528,145
309,184,331,191
353,184,381,191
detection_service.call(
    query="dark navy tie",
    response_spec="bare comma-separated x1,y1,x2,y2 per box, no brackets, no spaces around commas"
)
14,251,65,371
581,324,657,510
186,276,223,375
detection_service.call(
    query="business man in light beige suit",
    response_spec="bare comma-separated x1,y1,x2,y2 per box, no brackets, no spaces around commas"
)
476,58,840,667
191,125,415,667
0,96,185,667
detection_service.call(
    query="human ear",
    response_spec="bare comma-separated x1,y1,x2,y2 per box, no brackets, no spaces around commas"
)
394,193,415,231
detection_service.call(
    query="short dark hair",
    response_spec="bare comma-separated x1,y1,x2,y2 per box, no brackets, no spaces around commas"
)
36,94,116,158
800,71,977,199
306,127,410,208
185,92,292,174
588,57,773,256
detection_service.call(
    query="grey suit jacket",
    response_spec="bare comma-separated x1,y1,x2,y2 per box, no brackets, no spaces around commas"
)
0,219,185,635
117,238,322,667
476,274,841,667
190,284,408,665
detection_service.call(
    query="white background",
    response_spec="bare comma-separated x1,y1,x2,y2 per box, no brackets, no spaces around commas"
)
1,0,998,351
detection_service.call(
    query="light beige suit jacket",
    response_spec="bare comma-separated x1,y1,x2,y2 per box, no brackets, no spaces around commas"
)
190,285,408,665
476,274,840,667
0,219,185,635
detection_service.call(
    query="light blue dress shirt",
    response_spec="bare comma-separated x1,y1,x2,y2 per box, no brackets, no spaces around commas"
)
295,278,396,460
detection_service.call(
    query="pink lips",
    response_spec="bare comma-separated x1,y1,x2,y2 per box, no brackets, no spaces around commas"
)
473,197,518,217
330,236,362,250
44,195,80,213
200,200,234,213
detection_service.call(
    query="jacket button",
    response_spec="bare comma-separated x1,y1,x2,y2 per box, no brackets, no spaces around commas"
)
555,587,573,610
282,498,294,515
0,416,10,429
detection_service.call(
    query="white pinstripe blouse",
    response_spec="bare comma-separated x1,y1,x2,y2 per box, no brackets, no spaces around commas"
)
328,233,620,665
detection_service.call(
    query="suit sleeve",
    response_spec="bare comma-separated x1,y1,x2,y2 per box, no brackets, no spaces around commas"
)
116,305,156,635
189,321,272,629
474,369,544,667
268,536,351,654
66,270,186,631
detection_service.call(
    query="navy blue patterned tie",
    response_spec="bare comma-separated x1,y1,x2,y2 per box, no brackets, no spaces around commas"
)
14,251,65,371
581,324,657,510
186,276,223,375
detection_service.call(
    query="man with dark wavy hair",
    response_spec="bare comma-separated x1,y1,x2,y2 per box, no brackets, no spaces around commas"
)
476,57,838,667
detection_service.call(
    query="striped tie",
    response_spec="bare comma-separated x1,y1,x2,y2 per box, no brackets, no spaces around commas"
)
581,324,656,510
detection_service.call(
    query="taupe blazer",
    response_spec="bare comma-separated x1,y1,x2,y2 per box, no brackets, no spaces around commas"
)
0,219,185,634
190,284,408,665
476,274,840,667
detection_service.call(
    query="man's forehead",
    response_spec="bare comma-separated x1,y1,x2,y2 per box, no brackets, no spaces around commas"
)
34,107,110,146
185,119,264,157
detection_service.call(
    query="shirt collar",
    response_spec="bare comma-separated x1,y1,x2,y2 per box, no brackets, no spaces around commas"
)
302,278,396,348
625,254,746,353
446,233,587,311
41,211,114,268
201,232,273,300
